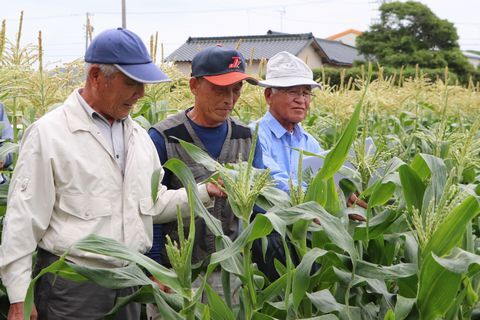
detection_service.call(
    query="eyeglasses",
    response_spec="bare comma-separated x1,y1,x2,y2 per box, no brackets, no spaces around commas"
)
277,88,315,99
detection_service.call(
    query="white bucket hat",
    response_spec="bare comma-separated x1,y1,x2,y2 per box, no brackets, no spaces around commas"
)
259,51,320,88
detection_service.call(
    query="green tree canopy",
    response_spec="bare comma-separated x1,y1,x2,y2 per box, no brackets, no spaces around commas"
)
356,1,474,78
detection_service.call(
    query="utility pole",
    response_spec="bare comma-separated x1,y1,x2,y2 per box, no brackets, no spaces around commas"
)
279,7,286,32
122,0,127,28
85,12,90,52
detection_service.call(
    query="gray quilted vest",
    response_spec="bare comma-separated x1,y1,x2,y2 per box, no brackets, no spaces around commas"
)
152,110,252,266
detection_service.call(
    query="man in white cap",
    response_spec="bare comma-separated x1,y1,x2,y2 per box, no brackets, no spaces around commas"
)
0,28,223,320
253,51,322,193
251,52,366,280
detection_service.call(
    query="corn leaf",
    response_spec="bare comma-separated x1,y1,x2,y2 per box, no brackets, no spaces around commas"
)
150,168,161,202
423,195,480,258
210,214,273,266
333,268,394,303
394,295,416,320
368,181,396,208
72,234,183,294
412,154,447,212
304,173,327,206
292,248,329,311
164,158,245,276
205,282,235,320
317,100,362,180
306,289,361,317
252,313,276,320
105,285,184,320
24,255,183,320
163,158,224,237
0,141,18,159
324,177,341,215
257,274,288,306
353,209,402,241
24,258,84,320
354,260,417,280
257,185,291,210
173,137,218,172
417,254,461,320
433,247,480,276
399,164,425,212
275,202,358,265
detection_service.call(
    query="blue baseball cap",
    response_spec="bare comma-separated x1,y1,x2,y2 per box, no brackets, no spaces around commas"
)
191,45,258,86
85,28,170,84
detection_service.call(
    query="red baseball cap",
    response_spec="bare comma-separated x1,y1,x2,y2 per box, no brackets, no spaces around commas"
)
191,45,258,86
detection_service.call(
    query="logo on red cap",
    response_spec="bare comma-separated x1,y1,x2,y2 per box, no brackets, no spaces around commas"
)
228,56,242,69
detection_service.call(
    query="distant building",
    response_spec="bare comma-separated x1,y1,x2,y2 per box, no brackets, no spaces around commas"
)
463,51,480,69
166,30,364,76
326,29,363,47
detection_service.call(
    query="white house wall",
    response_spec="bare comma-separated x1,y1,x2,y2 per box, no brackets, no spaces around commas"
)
297,46,323,69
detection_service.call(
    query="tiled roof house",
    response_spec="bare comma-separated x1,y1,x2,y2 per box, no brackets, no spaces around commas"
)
326,28,363,47
166,30,364,76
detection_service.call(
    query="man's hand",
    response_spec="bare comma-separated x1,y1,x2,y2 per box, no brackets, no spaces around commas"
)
8,302,38,320
347,213,366,222
346,193,367,222
347,193,368,209
206,177,227,198
149,276,171,293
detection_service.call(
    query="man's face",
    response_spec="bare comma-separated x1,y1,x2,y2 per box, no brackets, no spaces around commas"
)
265,85,313,131
94,70,145,122
190,77,243,126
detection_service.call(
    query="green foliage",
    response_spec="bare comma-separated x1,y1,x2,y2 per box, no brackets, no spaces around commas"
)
313,65,460,88
356,1,474,81
3,16,480,320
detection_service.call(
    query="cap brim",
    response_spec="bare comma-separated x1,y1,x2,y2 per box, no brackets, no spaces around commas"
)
115,62,171,84
204,72,258,86
259,77,320,88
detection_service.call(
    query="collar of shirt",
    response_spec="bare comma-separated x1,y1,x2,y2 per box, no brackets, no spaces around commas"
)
75,89,127,125
264,110,306,141
75,89,126,174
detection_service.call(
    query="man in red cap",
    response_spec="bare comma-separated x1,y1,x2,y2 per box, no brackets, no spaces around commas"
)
146,45,262,317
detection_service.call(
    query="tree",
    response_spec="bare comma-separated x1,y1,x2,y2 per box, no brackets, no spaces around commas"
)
357,1,474,79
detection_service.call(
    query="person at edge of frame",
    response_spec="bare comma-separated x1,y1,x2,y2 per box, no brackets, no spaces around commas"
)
0,101,14,182
0,27,225,320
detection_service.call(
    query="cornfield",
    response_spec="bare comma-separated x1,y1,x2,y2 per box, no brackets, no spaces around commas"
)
2,17,480,320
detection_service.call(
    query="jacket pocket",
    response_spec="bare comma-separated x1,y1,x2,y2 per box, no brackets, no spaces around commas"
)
59,194,112,220
139,197,155,216
138,197,156,252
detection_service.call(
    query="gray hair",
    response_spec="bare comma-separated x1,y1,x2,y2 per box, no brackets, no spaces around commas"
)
85,63,119,78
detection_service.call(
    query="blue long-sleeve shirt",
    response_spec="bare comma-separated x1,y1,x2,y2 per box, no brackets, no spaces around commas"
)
0,103,13,168
146,113,264,264
250,111,322,193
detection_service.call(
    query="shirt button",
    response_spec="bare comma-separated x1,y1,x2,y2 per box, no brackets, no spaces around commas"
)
21,179,29,191
116,155,119,159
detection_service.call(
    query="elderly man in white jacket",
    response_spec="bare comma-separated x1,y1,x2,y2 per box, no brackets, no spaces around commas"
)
0,28,223,320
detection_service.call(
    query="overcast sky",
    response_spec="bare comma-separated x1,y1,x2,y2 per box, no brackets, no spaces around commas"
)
1,0,479,66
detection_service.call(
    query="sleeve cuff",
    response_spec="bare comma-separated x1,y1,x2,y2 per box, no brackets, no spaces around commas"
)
198,184,214,208
6,282,29,304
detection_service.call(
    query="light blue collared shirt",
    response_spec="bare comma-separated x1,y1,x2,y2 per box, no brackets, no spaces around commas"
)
251,111,322,193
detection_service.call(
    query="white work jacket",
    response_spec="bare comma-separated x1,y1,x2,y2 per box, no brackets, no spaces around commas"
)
0,91,211,303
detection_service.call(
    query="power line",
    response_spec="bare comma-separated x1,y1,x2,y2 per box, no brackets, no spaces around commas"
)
3,0,340,20
4,13,82,21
